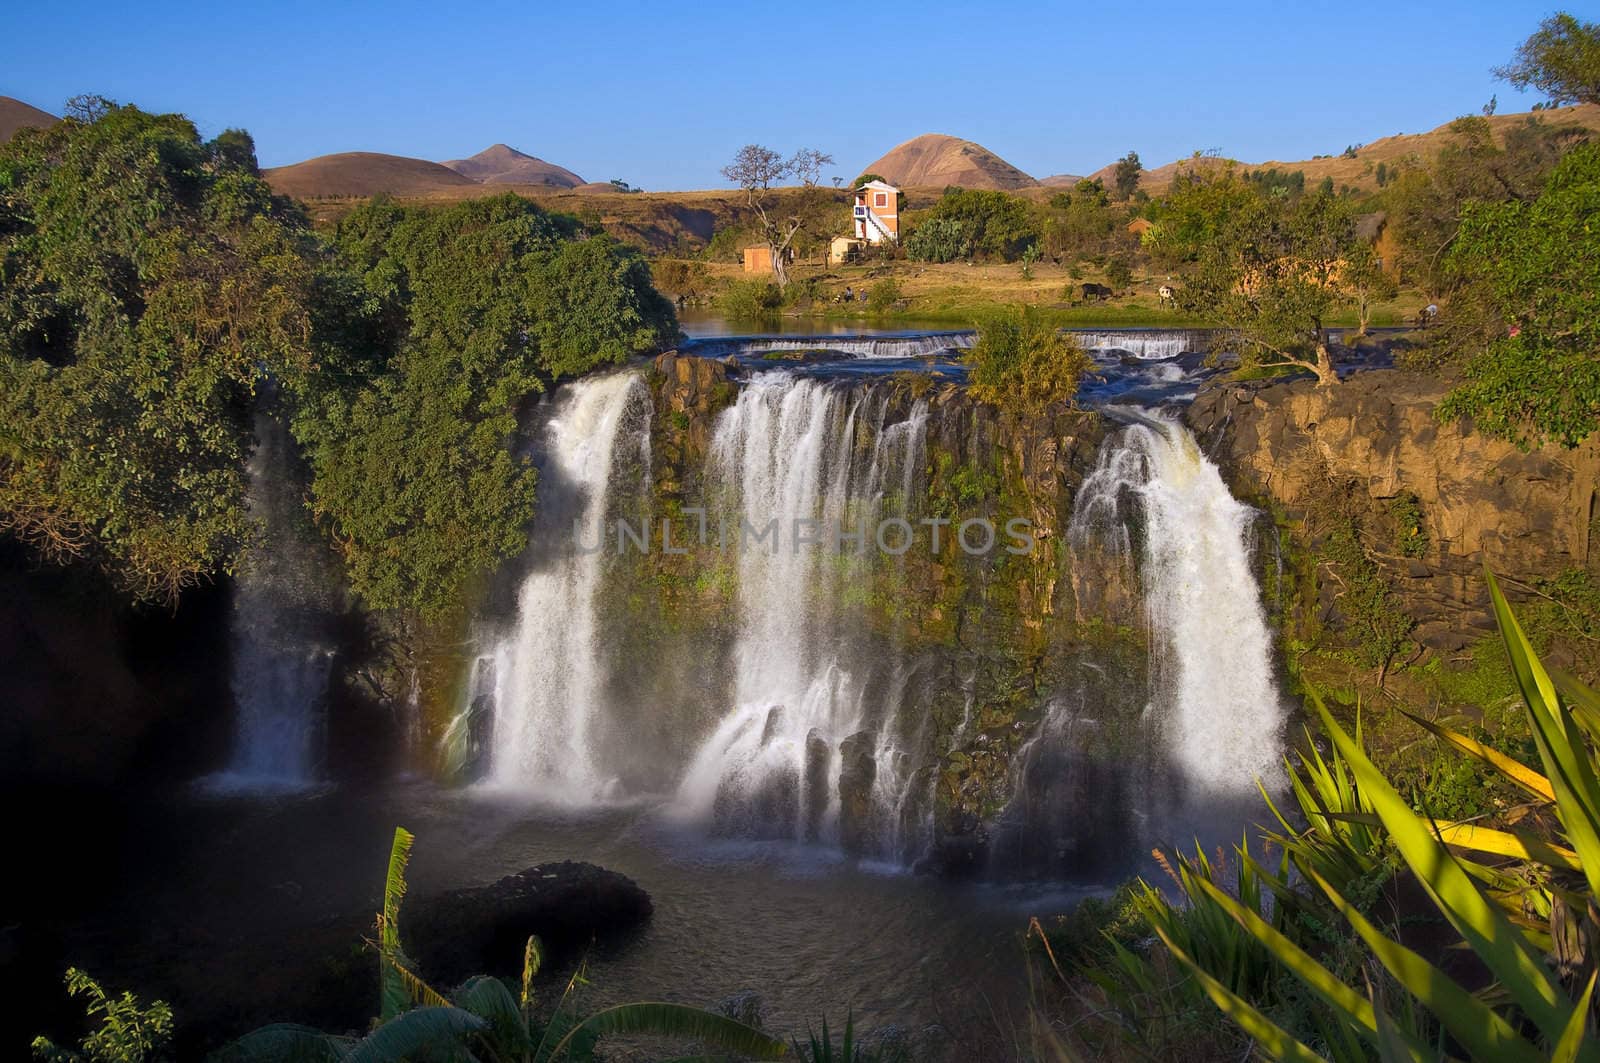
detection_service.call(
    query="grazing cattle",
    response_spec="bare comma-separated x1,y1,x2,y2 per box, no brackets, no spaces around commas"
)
1081,282,1113,301
1158,284,1176,304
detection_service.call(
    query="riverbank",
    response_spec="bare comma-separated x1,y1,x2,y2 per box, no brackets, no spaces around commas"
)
671,257,1423,330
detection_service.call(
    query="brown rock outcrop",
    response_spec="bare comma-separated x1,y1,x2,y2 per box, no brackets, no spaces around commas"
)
1188,370,1600,643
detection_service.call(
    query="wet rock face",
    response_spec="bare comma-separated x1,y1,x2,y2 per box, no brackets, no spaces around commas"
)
1187,369,1600,639
837,730,879,856
406,861,653,983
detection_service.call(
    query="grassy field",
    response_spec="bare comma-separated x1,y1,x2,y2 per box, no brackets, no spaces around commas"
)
685,257,1424,330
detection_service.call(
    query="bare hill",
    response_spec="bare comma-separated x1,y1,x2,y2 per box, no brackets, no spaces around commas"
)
0,97,57,141
441,143,583,188
1092,103,1600,195
1038,173,1086,188
264,152,478,198
860,133,1036,190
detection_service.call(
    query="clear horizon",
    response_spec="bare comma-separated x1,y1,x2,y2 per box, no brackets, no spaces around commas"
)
0,0,1567,189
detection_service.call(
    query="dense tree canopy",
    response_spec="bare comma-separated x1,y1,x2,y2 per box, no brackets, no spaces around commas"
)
1495,12,1600,106
0,104,680,620
965,306,1093,414
1151,166,1359,385
905,189,1036,263
294,195,677,620
1436,144,1600,448
0,102,323,601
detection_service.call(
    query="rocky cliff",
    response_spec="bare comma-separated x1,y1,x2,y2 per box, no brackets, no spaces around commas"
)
1187,369,1600,652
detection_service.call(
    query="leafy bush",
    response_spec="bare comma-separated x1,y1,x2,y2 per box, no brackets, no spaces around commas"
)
1104,255,1135,290
906,189,1038,262
293,194,677,622
965,307,1093,415
868,278,903,309
720,278,784,321
1078,575,1600,1062
904,216,973,263
1437,143,1600,449
0,102,323,602
32,969,174,1063
650,258,710,299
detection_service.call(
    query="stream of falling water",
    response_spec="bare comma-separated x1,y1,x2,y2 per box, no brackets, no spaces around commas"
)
1070,409,1284,792
484,372,652,800
672,375,933,860
206,410,335,792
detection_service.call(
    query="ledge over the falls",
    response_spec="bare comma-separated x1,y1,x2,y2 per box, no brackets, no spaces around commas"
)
1186,368,1600,647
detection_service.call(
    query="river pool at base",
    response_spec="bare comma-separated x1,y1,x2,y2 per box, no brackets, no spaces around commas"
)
16,779,1129,1058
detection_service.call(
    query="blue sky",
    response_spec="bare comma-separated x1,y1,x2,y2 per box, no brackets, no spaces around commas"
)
0,1,1568,189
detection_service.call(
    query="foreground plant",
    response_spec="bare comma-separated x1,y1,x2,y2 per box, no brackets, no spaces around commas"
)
32,968,174,1063
1096,572,1600,1060
216,826,788,1061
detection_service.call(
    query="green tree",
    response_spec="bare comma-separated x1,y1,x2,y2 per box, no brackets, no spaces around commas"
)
32,969,173,1063
903,217,972,263
1343,238,1398,336
1152,166,1355,385
1387,115,1586,300
1436,143,1600,448
965,306,1093,414
1041,178,1121,262
906,189,1036,262
1495,12,1600,106
721,144,832,287
293,195,676,621
1112,151,1143,200
0,102,323,602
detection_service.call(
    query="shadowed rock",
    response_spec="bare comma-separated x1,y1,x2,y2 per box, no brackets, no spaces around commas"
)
407,861,652,983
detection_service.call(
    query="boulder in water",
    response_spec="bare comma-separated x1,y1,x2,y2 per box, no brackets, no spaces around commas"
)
837,730,879,855
406,861,652,982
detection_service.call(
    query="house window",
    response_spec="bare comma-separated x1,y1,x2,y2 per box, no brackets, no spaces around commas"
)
874,193,888,208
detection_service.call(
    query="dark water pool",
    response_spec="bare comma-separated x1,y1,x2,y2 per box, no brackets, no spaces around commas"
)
9,780,1112,1058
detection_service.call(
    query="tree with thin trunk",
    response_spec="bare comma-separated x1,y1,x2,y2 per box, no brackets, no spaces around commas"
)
1495,12,1600,106
721,144,831,287
1150,164,1358,386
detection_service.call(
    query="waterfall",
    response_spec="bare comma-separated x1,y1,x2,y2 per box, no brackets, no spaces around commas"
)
672,375,932,860
1072,330,1208,360
484,372,651,800
208,410,336,792
1069,410,1283,793
684,334,974,360
682,329,1207,363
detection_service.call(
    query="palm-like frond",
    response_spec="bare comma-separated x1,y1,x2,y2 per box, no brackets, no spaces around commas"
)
378,826,416,1022
548,1002,788,1060
344,1006,486,1063
211,1023,353,1062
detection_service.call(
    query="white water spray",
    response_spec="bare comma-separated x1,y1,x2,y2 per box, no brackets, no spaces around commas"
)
485,372,651,800
208,411,335,793
673,376,931,857
1070,411,1283,792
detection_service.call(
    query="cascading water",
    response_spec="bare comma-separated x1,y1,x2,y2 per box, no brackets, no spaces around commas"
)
483,372,652,800
1069,410,1283,793
685,334,974,360
1073,330,1208,360
672,375,933,860
209,410,336,792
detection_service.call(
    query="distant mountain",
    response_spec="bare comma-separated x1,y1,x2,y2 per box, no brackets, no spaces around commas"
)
263,152,478,198
1088,102,1600,195
1038,173,1085,188
0,96,57,141
859,133,1036,190
441,144,583,188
